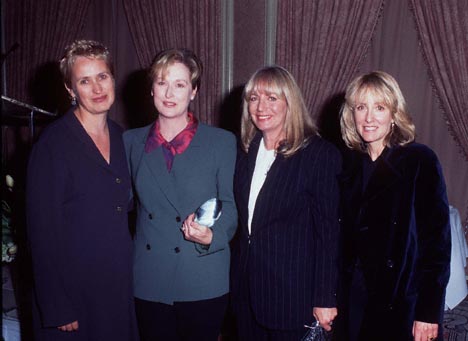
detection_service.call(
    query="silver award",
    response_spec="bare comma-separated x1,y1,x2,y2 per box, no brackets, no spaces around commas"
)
194,198,222,227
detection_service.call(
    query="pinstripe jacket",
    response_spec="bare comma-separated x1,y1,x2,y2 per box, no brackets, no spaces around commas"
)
231,133,342,330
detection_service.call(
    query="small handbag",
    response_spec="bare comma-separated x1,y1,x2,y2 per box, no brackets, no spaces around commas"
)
301,321,331,341
194,198,222,227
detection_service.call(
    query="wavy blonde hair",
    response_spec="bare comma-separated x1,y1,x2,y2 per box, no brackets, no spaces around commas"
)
340,71,415,153
241,66,316,157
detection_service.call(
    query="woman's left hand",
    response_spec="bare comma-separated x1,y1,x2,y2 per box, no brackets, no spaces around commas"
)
181,213,213,245
313,307,337,331
413,321,438,341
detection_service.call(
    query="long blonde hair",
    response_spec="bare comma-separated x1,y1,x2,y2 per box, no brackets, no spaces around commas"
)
340,71,415,153
241,66,316,157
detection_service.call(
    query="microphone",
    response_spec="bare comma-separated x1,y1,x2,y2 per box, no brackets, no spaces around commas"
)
1,43,20,63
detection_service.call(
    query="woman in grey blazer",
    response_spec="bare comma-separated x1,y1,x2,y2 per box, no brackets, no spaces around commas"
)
124,48,237,341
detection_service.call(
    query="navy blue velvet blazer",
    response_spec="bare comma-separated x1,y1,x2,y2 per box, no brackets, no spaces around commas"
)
338,143,450,340
231,133,342,330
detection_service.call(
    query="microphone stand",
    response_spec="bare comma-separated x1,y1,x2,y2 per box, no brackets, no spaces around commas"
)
1,95,57,144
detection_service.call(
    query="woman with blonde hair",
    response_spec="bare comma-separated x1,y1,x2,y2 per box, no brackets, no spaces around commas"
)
231,65,341,340
124,48,237,341
338,71,450,341
27,39,138,340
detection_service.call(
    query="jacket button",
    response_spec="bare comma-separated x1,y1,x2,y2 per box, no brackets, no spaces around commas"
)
116,206,123,212
174,247,180,253
148,213,153,220
175,216,181,223
115,178,121,184
146,244,151,250
386,259,394,268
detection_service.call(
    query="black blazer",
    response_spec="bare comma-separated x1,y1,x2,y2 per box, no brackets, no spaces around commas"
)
231,133,342,330
26,110,138,340
338,143,450,340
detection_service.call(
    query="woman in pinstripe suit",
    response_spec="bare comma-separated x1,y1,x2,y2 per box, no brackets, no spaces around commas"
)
231,66,342,340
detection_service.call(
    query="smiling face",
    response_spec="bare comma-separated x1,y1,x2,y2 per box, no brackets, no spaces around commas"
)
152,62,197,121
353,89,394,155
67,56,115,116
247,88,288,141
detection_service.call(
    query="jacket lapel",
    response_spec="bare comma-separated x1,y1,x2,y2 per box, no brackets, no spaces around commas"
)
142,146,181,214
64,110,115,173
247,133,262,183
362,148,401,203
247,133,283,234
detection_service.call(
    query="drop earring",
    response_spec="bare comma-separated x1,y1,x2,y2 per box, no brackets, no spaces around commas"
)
71,97,77,106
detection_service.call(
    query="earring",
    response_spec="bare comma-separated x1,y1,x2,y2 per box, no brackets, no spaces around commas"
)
391,122,395,128
71,97,77,106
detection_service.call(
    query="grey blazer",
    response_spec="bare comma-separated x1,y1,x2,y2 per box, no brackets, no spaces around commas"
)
124,123,237,304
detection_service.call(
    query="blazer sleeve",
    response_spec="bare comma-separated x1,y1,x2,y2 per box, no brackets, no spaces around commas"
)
413,148,451,322
195,131,238,255
123,130,138,209
310,142,342,307
26,136,78,327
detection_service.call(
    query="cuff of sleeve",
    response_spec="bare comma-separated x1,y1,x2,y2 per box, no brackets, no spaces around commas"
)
195,228,226,255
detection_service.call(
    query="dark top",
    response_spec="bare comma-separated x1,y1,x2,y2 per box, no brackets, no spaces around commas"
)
339,143,450,340
26,109,138,340
231,133,342,330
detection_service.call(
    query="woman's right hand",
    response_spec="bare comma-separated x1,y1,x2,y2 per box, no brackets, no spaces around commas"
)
313,307,337,331
412,321,438,341
58,320,79,332
181,213,213,245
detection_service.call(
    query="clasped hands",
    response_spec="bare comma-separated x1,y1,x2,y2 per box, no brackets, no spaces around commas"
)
181,213,213,246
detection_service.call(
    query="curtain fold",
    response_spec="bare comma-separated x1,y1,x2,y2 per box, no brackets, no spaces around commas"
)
275,0,384,125
123,0,222,125
409,0,468,161
4,0,91,110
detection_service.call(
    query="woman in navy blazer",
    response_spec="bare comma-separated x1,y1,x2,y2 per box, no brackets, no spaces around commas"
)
124,48,237,341
337,71,450,341
230,66,342,340
27,40,138,340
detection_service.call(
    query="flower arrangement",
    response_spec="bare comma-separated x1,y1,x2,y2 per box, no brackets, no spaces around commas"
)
2,174,17,263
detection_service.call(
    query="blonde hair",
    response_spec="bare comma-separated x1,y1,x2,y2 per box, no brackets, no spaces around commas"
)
59,40,113,89
149,48,202,90
340,71,415,152
241,65,316,157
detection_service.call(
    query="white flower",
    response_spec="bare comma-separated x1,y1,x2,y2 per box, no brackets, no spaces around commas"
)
2,242,17,263
5,175,14,189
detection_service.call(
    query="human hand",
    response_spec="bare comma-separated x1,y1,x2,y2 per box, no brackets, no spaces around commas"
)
181,213,213,245
413,321,438,341
313,307,337,331
58,320,79,332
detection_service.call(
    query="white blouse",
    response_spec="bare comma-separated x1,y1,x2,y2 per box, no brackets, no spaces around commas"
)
248,138,276,234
